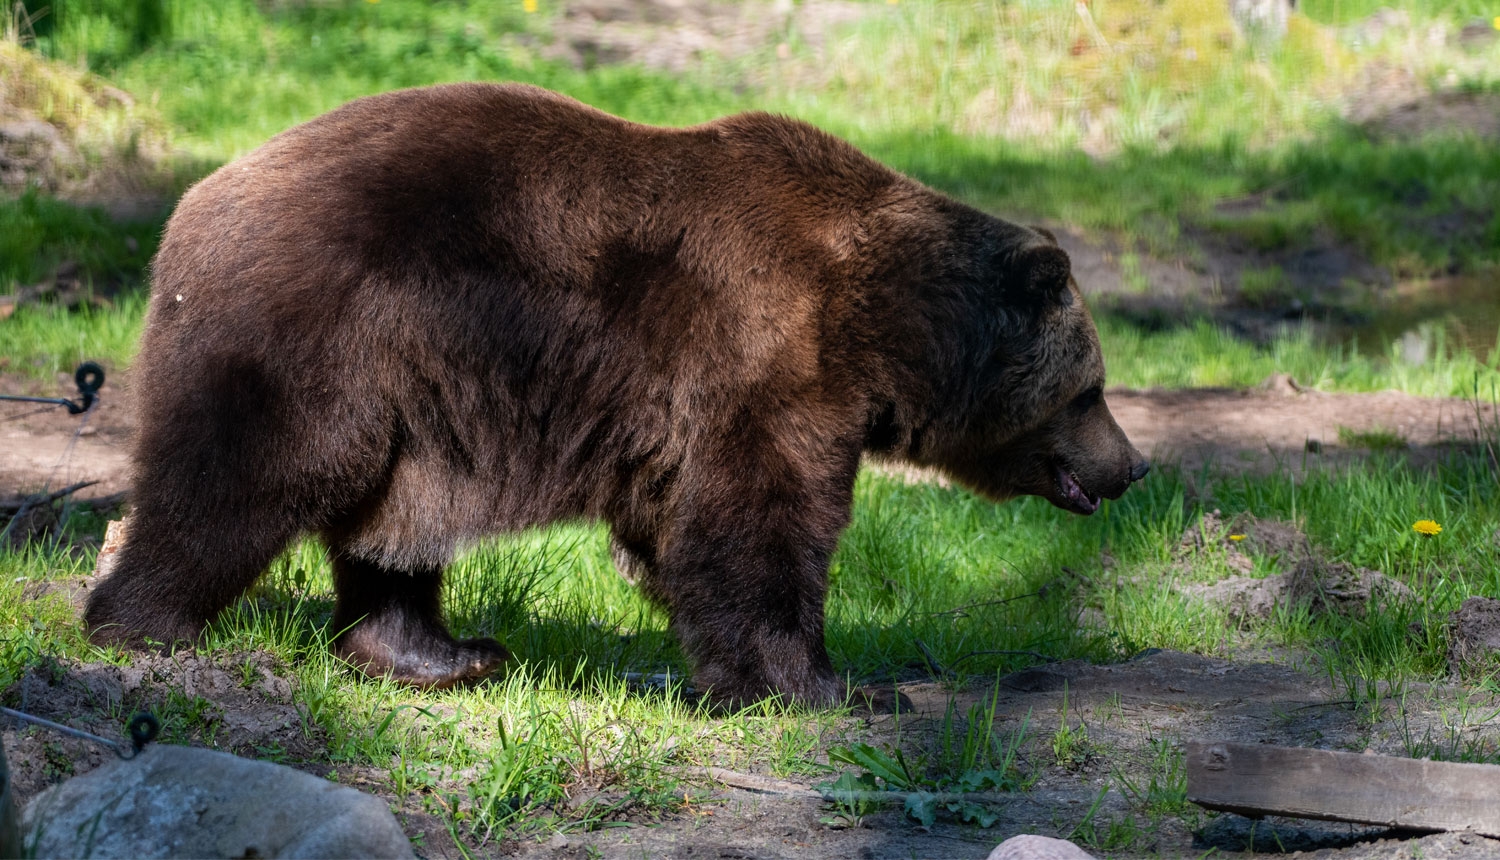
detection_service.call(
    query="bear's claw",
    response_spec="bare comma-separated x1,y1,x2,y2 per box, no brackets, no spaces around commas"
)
335,632,510,690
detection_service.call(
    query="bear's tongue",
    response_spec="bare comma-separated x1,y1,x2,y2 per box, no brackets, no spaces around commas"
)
1054,465,1099,515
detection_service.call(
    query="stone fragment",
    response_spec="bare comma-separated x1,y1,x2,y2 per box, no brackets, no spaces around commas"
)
988,834,1096,859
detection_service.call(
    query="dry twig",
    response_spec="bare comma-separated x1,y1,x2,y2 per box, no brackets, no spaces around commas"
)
0,481,100,513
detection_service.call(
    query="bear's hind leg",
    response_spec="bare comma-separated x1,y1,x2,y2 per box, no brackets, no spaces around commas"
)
84,505,299,648
328,554,508,689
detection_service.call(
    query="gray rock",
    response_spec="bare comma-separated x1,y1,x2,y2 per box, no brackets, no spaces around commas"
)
988,834,1096,859
1229,0,1294,43
21,744,413,859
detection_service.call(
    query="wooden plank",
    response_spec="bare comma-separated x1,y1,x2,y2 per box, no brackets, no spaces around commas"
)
1186,741,1500,837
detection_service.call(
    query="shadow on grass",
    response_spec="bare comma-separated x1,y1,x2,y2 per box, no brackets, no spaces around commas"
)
867,120,1500,368
874,121,1500,283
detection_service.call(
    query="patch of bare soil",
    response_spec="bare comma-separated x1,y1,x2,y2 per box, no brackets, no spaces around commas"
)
1054,220,1395,339
1108,385,1497,478
0,369,133,541
542,0,864,73
2,650,322,810
1354,88,1500,145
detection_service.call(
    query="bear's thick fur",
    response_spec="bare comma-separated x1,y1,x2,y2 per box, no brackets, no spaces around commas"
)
84,83,1147,707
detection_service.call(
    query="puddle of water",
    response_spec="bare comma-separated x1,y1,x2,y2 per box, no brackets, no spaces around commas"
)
1331,275,1499,363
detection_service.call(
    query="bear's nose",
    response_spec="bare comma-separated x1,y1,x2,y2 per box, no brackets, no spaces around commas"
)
1128,459,1151,483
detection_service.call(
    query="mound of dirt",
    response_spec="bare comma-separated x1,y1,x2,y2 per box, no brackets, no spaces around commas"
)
0,42,170,202
1180,512,1415,623
1448,597,1500,677
1357,89,1500,143
2,650,321,808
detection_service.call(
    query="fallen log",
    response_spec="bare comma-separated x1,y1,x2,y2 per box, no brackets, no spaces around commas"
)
1187,741,1500,837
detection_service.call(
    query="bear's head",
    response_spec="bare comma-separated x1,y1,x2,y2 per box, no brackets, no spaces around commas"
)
914,225,1149,515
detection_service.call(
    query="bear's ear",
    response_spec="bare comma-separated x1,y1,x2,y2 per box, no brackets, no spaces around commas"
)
1030,225,1060,245
1002,244,1073,306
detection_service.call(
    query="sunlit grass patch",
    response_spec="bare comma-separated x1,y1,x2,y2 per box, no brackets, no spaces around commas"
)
1097,314,1500,396
0,545,94,689
1339,425,1409,451
767,0,1351,153
0,287,145,379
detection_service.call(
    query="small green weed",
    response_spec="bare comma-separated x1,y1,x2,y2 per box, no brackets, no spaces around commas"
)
1066,785,1141,852
1115,737,1192,821
1338,425,1410,451
818,691,1033,829
1239,265,1294,309
821,740,1018,829
1050,687,1094,771
817,769,880,829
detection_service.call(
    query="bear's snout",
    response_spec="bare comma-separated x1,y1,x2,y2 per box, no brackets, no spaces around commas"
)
1129,458,1151,483
1050,410,1147,513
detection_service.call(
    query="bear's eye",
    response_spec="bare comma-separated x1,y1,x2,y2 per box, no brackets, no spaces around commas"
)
1070,386,1103,412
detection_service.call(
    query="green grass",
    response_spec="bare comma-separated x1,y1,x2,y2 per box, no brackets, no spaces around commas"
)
0,288,144,379
1300,0,1493,24
1098,316,1500,396
0,191,160,295
1338,425,1410,451
47,0,742,161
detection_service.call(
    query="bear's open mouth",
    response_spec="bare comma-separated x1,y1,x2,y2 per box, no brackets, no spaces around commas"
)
1052,463,1100,515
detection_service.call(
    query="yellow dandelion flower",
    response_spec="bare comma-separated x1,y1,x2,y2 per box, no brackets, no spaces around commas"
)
1412,519,1442,536
1493,15,1499,30
524,0,538,12
1228,534,1246,541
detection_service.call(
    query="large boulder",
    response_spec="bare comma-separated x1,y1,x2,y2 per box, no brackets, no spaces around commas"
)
21,744,413,859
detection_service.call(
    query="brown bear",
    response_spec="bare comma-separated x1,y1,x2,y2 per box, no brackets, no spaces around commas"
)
84,83,1147,708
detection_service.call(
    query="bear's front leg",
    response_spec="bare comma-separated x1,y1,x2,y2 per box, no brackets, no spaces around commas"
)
666,541,847,709
658,529,910,712
646,452,902,711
